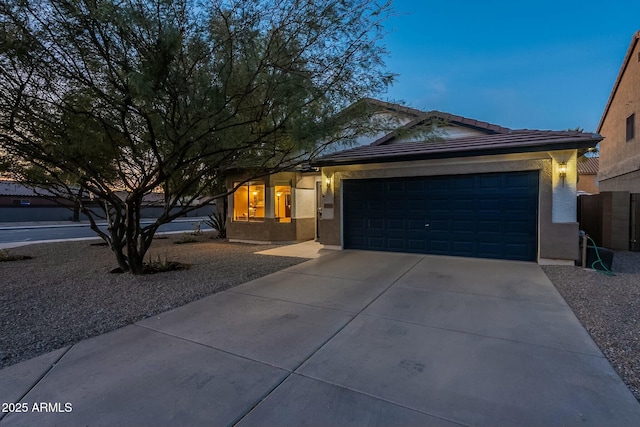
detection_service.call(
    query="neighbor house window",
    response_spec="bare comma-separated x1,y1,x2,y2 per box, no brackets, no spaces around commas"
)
274,185,292,223
233,182,265,221
627,113,635,141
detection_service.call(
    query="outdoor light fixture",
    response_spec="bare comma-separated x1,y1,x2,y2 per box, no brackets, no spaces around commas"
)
325,176,331,189
559,162,567,186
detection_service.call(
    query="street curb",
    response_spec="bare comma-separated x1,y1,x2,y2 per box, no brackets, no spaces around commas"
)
0,229,215,250
0,217,208,231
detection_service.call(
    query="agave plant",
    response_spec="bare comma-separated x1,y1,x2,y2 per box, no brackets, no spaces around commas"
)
206,210,227,239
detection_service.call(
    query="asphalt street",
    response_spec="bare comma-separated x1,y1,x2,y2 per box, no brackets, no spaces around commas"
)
0,219,212,245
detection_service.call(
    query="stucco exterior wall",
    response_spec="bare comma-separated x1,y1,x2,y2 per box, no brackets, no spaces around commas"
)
228,218,315,242
598,38,640,190
318,151,580,262
577,174,599,194
550,151,578,223
600,169,640,193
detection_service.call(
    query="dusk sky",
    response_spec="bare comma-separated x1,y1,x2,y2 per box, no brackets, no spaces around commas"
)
380,0,640,132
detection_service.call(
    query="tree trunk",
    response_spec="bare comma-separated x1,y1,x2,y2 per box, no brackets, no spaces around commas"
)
103,196,153,275
72,187,83,222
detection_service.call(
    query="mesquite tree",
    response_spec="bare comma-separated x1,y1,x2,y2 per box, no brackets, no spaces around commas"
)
0,0,393,273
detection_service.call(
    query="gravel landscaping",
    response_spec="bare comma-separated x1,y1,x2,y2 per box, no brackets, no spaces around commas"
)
542,251,640,402
0,235,306,369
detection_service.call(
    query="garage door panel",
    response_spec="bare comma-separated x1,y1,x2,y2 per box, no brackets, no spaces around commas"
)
427,178,449,192
452,241,474,256
478,175,501,189
407,238,426,250
366,237,385,249
367,218,385,231
479,198,501,210
386,218,404,229
387,181,405,193
387,238,405,251
343,171,538,261
506,174,532,189
429,219,450,231
504,220,531,234
453,176,475,191
453,198,474,211
406,180,426,192
478,220,501,233
429,238,450,251
505,243,529,258
478,242,500,254
368,200,385,211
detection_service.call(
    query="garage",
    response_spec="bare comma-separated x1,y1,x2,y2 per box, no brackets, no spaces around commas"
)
343,171,539,261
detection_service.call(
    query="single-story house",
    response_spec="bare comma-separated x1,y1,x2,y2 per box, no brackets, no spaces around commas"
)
0,179,68,207
226,100,602,264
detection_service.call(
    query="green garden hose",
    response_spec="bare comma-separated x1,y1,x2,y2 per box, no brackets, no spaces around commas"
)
586,236,616,276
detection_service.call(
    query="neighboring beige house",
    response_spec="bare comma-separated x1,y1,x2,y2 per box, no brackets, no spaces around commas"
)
577,156,599,194
598,30,640,192
227,99,602,264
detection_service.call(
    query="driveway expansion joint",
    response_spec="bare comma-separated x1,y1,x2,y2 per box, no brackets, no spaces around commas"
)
393,283,569,307
359,312,607,358
226,289,361,315
231,255,426,426
288,372,472,427
131,324,293,373
0,346,73,422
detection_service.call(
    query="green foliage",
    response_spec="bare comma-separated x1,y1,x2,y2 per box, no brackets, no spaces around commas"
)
0,0,394,273
206,209,227,239
143,251,189,273
0,249,32,262
174,233,199,244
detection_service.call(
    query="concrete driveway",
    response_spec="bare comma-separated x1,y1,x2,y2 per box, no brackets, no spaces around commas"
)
2,250,639,426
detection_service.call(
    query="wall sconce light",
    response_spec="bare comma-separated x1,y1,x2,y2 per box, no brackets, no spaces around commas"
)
325,176,331,189
558,162,567,186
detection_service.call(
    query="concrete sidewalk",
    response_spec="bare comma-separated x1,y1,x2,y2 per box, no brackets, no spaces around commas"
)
2,251,639,426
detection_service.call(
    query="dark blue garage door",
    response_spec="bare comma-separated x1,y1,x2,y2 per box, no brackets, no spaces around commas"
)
343,171,539,261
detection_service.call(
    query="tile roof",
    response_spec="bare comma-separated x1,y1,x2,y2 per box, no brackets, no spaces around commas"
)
362,99,511,147
312,130,603,166
577,156,599,174
598,30,640,132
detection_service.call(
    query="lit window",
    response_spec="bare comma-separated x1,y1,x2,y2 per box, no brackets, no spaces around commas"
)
274,185,292,223
627,113,635,141
233,182,265,221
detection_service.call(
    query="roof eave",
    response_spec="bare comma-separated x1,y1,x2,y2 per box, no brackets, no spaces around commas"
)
311,138,601,167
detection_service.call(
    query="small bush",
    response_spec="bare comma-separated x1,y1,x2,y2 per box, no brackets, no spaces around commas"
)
174,233,200,244
206,210,227,239
143,252,189,274
0,249,32,262
192,221,204,236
